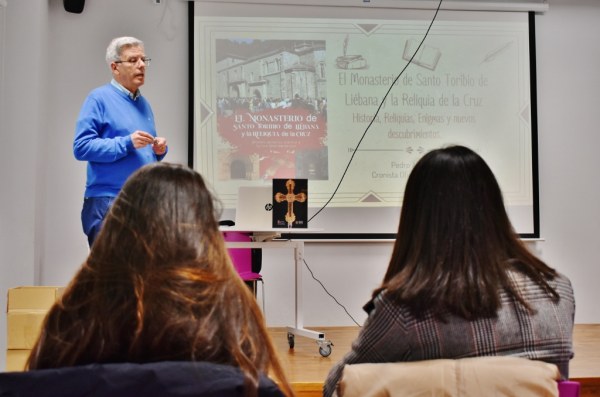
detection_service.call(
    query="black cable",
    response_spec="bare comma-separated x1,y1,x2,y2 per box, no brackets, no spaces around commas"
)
304,0,444,325
308,0,444,223
303,258,361,327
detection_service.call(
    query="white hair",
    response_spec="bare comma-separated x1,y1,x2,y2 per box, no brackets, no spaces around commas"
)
105,36,144,66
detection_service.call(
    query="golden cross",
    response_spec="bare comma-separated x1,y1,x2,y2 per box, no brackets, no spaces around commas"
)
274,179,306,227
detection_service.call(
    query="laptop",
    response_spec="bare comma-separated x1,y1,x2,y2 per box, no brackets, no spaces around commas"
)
234,186,274,231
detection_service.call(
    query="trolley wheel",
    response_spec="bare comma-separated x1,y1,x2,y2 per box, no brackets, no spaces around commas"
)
287,332,295,349
319,344,332,357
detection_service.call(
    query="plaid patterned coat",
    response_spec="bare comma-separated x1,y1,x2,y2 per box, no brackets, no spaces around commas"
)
323,271,575,397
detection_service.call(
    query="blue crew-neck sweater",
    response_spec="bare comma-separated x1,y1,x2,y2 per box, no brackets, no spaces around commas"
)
73,83,166,197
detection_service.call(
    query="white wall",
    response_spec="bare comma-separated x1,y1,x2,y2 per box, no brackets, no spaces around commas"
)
534,0,600,326
1,0,599,372
0,0,49,373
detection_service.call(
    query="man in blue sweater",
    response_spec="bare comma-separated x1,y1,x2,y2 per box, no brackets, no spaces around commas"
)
73,36,168,246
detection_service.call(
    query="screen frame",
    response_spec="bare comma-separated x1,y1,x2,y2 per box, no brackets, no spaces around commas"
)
187,3,541,240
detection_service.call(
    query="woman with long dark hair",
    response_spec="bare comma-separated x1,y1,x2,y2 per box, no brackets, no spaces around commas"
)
324,146,574,397
26,162,294,397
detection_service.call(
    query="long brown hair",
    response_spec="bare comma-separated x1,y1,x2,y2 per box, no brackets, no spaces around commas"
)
377,145,558,320
27,162,294,397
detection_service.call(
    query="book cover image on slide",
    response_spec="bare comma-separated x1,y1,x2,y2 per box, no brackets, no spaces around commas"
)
214,39,328,183
272,178,308,229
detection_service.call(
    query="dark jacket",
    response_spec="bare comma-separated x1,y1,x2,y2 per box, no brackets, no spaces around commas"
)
0,361,285,397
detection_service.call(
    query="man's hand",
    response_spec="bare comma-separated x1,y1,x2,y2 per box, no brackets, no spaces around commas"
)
130,131,155,148
152,137,167,155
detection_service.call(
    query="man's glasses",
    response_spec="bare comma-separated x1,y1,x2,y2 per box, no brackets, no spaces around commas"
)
114,57,151,67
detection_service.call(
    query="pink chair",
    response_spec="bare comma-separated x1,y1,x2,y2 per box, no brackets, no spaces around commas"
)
222,231,265,313
558,380,581,397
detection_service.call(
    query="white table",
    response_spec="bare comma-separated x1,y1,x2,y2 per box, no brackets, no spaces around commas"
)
222,228,333,357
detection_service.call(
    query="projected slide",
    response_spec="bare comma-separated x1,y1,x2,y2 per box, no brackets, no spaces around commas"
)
193,4,536,235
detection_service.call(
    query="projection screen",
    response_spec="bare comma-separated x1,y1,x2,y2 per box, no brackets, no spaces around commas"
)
191,1,540,238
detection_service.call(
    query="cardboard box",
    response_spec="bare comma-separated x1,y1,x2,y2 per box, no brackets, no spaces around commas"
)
5,286,64,365
7,286,64,311
5,349,30,372
7,311,48,349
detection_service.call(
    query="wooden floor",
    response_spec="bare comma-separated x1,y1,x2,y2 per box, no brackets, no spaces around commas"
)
268,324,600,397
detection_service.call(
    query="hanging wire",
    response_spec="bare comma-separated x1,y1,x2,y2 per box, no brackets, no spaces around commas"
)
309,0,444,223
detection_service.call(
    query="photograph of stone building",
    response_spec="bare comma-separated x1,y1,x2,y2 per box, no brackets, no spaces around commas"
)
215,39,327,116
